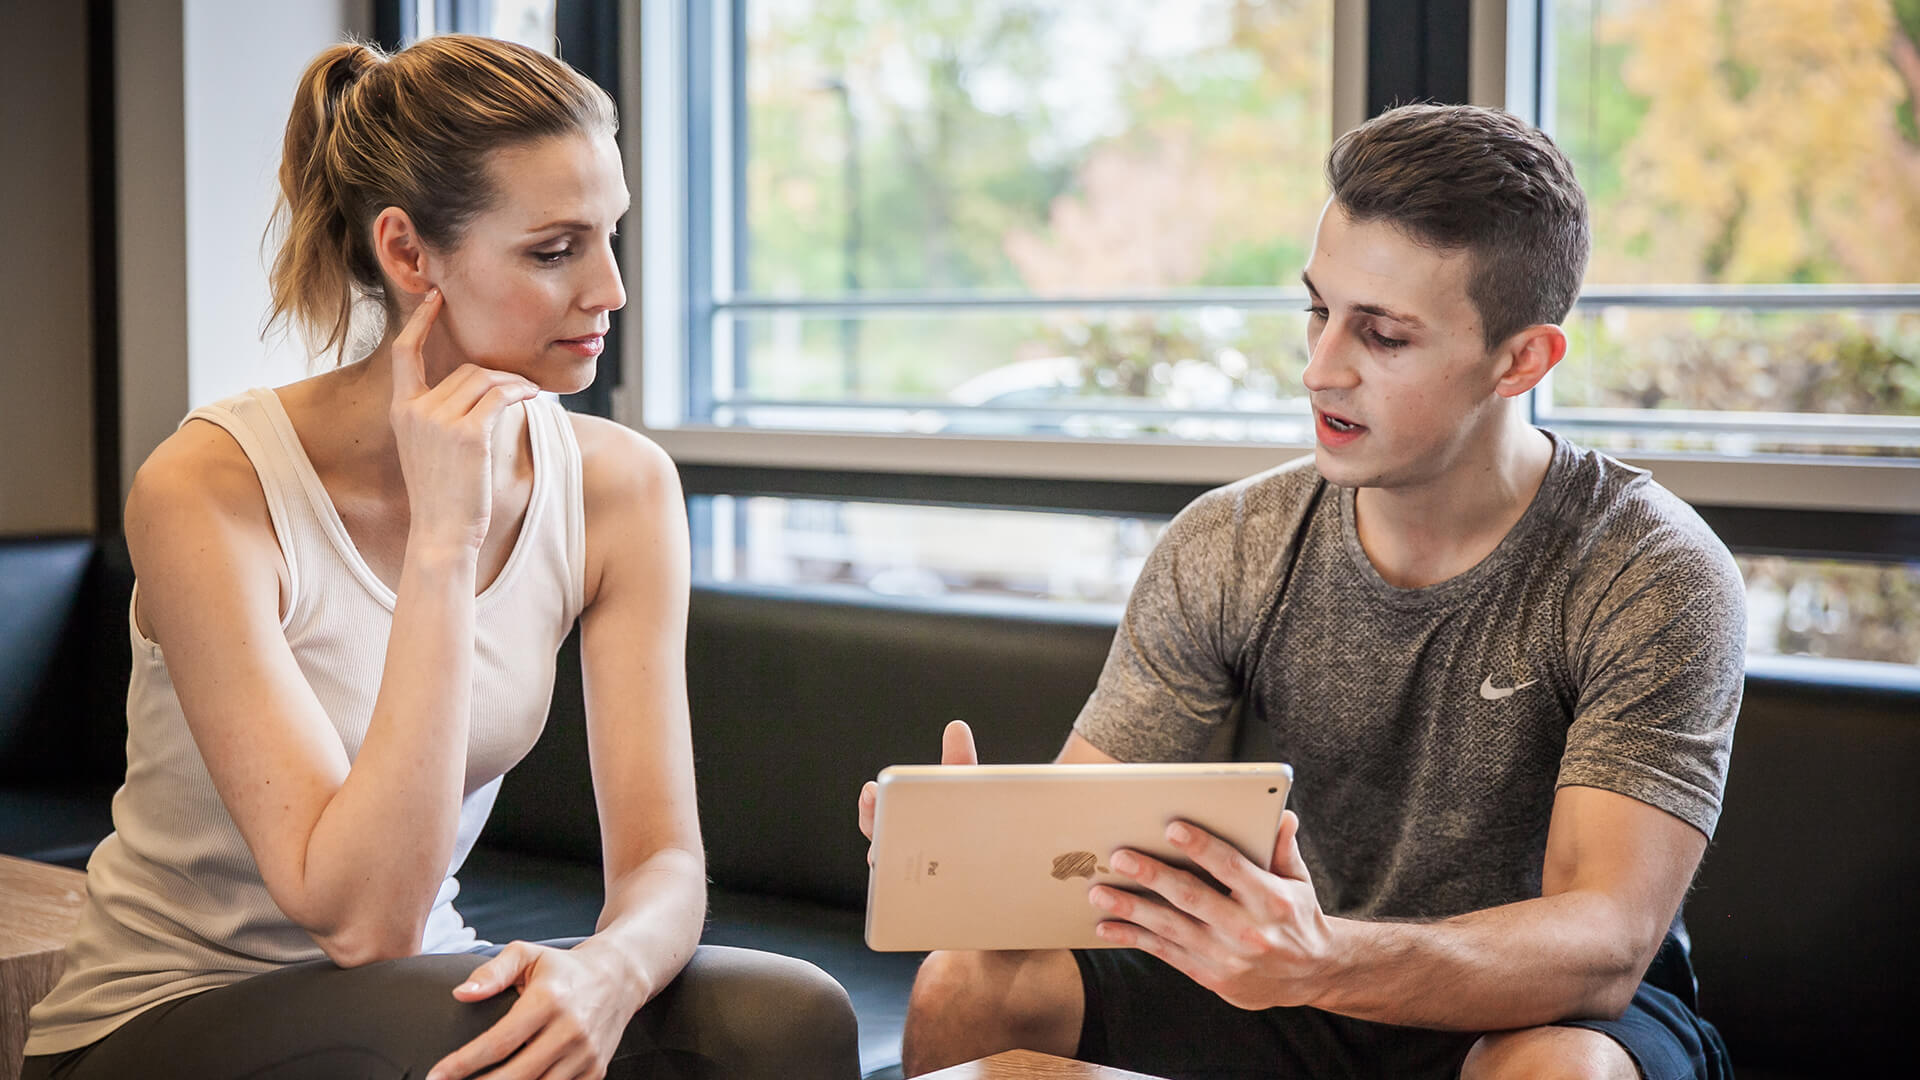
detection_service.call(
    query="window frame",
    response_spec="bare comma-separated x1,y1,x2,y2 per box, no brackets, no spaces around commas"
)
614,0,1919,524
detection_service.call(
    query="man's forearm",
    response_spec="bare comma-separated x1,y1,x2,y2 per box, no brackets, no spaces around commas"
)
1310,891,1652,1031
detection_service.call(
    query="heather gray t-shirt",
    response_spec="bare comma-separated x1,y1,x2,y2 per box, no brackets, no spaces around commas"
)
1075,433,1745,921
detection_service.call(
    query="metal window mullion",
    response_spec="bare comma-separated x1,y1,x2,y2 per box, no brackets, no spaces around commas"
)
684,0,717,423
706,285,1920,316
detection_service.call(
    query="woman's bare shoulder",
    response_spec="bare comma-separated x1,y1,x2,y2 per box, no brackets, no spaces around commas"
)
126,418,278,565
565,412,679,506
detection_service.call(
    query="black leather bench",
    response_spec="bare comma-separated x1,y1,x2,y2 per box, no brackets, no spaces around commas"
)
4,535,1916,1078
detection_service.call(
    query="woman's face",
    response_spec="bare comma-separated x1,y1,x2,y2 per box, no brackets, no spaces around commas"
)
421,130,629,395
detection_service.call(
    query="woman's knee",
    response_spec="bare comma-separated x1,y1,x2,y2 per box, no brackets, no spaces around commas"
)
635,946,859,1080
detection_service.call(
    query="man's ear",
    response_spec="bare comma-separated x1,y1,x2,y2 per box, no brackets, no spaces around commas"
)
371,206,435,297
1493,323,1568,399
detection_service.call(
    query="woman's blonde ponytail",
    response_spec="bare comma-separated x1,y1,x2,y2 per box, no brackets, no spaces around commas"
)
266,41,385,363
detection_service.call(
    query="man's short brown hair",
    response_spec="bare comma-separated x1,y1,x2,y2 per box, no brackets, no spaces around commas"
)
1326,103,1590,349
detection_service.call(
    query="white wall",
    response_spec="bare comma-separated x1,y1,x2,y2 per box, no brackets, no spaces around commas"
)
185,0,373,410
1,2,96,534
115,0,371,506
115,0,192,507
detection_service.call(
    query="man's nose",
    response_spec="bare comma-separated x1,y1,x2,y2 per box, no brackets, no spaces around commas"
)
1302,323,1359,392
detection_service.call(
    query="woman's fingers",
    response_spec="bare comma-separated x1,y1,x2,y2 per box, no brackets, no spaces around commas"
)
419,364,538,419
466,1018,584,1080
463,380,542,433
454,941,536,1001
426,988,549,1080
390,288,443,402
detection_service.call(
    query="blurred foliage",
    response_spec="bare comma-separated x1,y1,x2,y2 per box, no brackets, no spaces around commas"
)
744,0,1920,441
1582,0,1920,285
1550,0,1920,434
1740,556,1920,665
744,0,1327,401
732,0,1918,667
1557,308,1920,442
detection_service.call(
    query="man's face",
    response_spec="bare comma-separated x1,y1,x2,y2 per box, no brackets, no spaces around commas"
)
1300,200,1506,490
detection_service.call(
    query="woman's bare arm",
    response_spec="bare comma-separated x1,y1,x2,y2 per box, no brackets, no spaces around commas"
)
562,414,706,1001
131,295,540,966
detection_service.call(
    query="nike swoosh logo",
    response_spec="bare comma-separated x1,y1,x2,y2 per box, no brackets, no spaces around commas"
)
1479,675,1538,701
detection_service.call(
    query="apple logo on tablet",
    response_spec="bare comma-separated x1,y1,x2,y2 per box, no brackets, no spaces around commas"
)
1051,852,1108,880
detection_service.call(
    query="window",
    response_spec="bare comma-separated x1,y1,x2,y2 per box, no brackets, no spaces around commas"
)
629,2,1916,671
388,0,556,48
632,0,1349,481
631,0,1918,516
1528,0,1920,462
693,495,1164,609
691,496,1920,667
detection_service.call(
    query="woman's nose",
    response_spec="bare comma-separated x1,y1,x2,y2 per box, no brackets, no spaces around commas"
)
582,244,626,314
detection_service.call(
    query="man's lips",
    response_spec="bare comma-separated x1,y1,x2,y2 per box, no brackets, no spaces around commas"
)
1316,407,1366,433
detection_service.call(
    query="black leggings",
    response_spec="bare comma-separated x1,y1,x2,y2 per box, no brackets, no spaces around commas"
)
24,942,860,1080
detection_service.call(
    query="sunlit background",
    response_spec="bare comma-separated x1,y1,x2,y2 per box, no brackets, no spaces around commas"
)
464,0,1919,668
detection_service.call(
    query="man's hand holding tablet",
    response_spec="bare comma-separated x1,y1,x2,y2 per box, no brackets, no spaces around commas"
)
1088,805,1335,1011
858,728,1294,954
858,719,980,864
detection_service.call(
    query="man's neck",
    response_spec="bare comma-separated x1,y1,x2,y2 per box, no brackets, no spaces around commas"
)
1351,415,1555,590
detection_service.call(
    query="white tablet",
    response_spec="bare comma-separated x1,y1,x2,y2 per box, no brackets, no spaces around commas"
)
864,762,1293,952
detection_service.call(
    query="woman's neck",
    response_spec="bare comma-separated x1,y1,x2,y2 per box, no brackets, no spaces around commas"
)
284,338,531,501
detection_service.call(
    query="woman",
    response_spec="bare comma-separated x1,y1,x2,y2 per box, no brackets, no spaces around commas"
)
23,34,857,1080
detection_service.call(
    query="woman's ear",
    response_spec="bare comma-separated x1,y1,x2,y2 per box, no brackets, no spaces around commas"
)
371,206,435,297
1493,323,1568,399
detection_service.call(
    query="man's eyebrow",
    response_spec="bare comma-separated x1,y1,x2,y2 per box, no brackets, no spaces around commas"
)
1299,272,1425,328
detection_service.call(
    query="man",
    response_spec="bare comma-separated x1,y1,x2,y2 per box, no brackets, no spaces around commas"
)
859,103,1741,1080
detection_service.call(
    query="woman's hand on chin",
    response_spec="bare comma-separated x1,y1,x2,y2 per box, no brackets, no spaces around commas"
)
388,288,540,555
425,939,645,1080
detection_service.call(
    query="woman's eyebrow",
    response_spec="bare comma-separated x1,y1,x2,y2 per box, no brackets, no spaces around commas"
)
523,204,628,235
523,219,597,235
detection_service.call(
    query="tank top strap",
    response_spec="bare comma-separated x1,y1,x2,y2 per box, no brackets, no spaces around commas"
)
177,388,315,625
525,395,588,621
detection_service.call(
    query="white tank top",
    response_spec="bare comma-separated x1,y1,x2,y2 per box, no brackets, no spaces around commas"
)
27,387,587,1055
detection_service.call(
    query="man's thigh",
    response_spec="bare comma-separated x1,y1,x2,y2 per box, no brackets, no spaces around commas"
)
1549,980,1733,1080
1073,949,1476,1080
1074,949,1734,1080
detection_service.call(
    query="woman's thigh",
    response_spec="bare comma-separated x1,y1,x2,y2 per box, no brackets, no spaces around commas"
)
26,950,504,1080
27,943,859,1080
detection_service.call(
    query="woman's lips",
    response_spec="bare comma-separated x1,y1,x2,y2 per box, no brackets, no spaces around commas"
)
554,334,605,357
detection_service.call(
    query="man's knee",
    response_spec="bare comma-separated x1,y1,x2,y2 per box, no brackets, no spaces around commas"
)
912,949,1079,1032
1462,1026,1639,1080
903,949,1083,1074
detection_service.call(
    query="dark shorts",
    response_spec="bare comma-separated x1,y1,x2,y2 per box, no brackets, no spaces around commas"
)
1072,935,1732,1080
